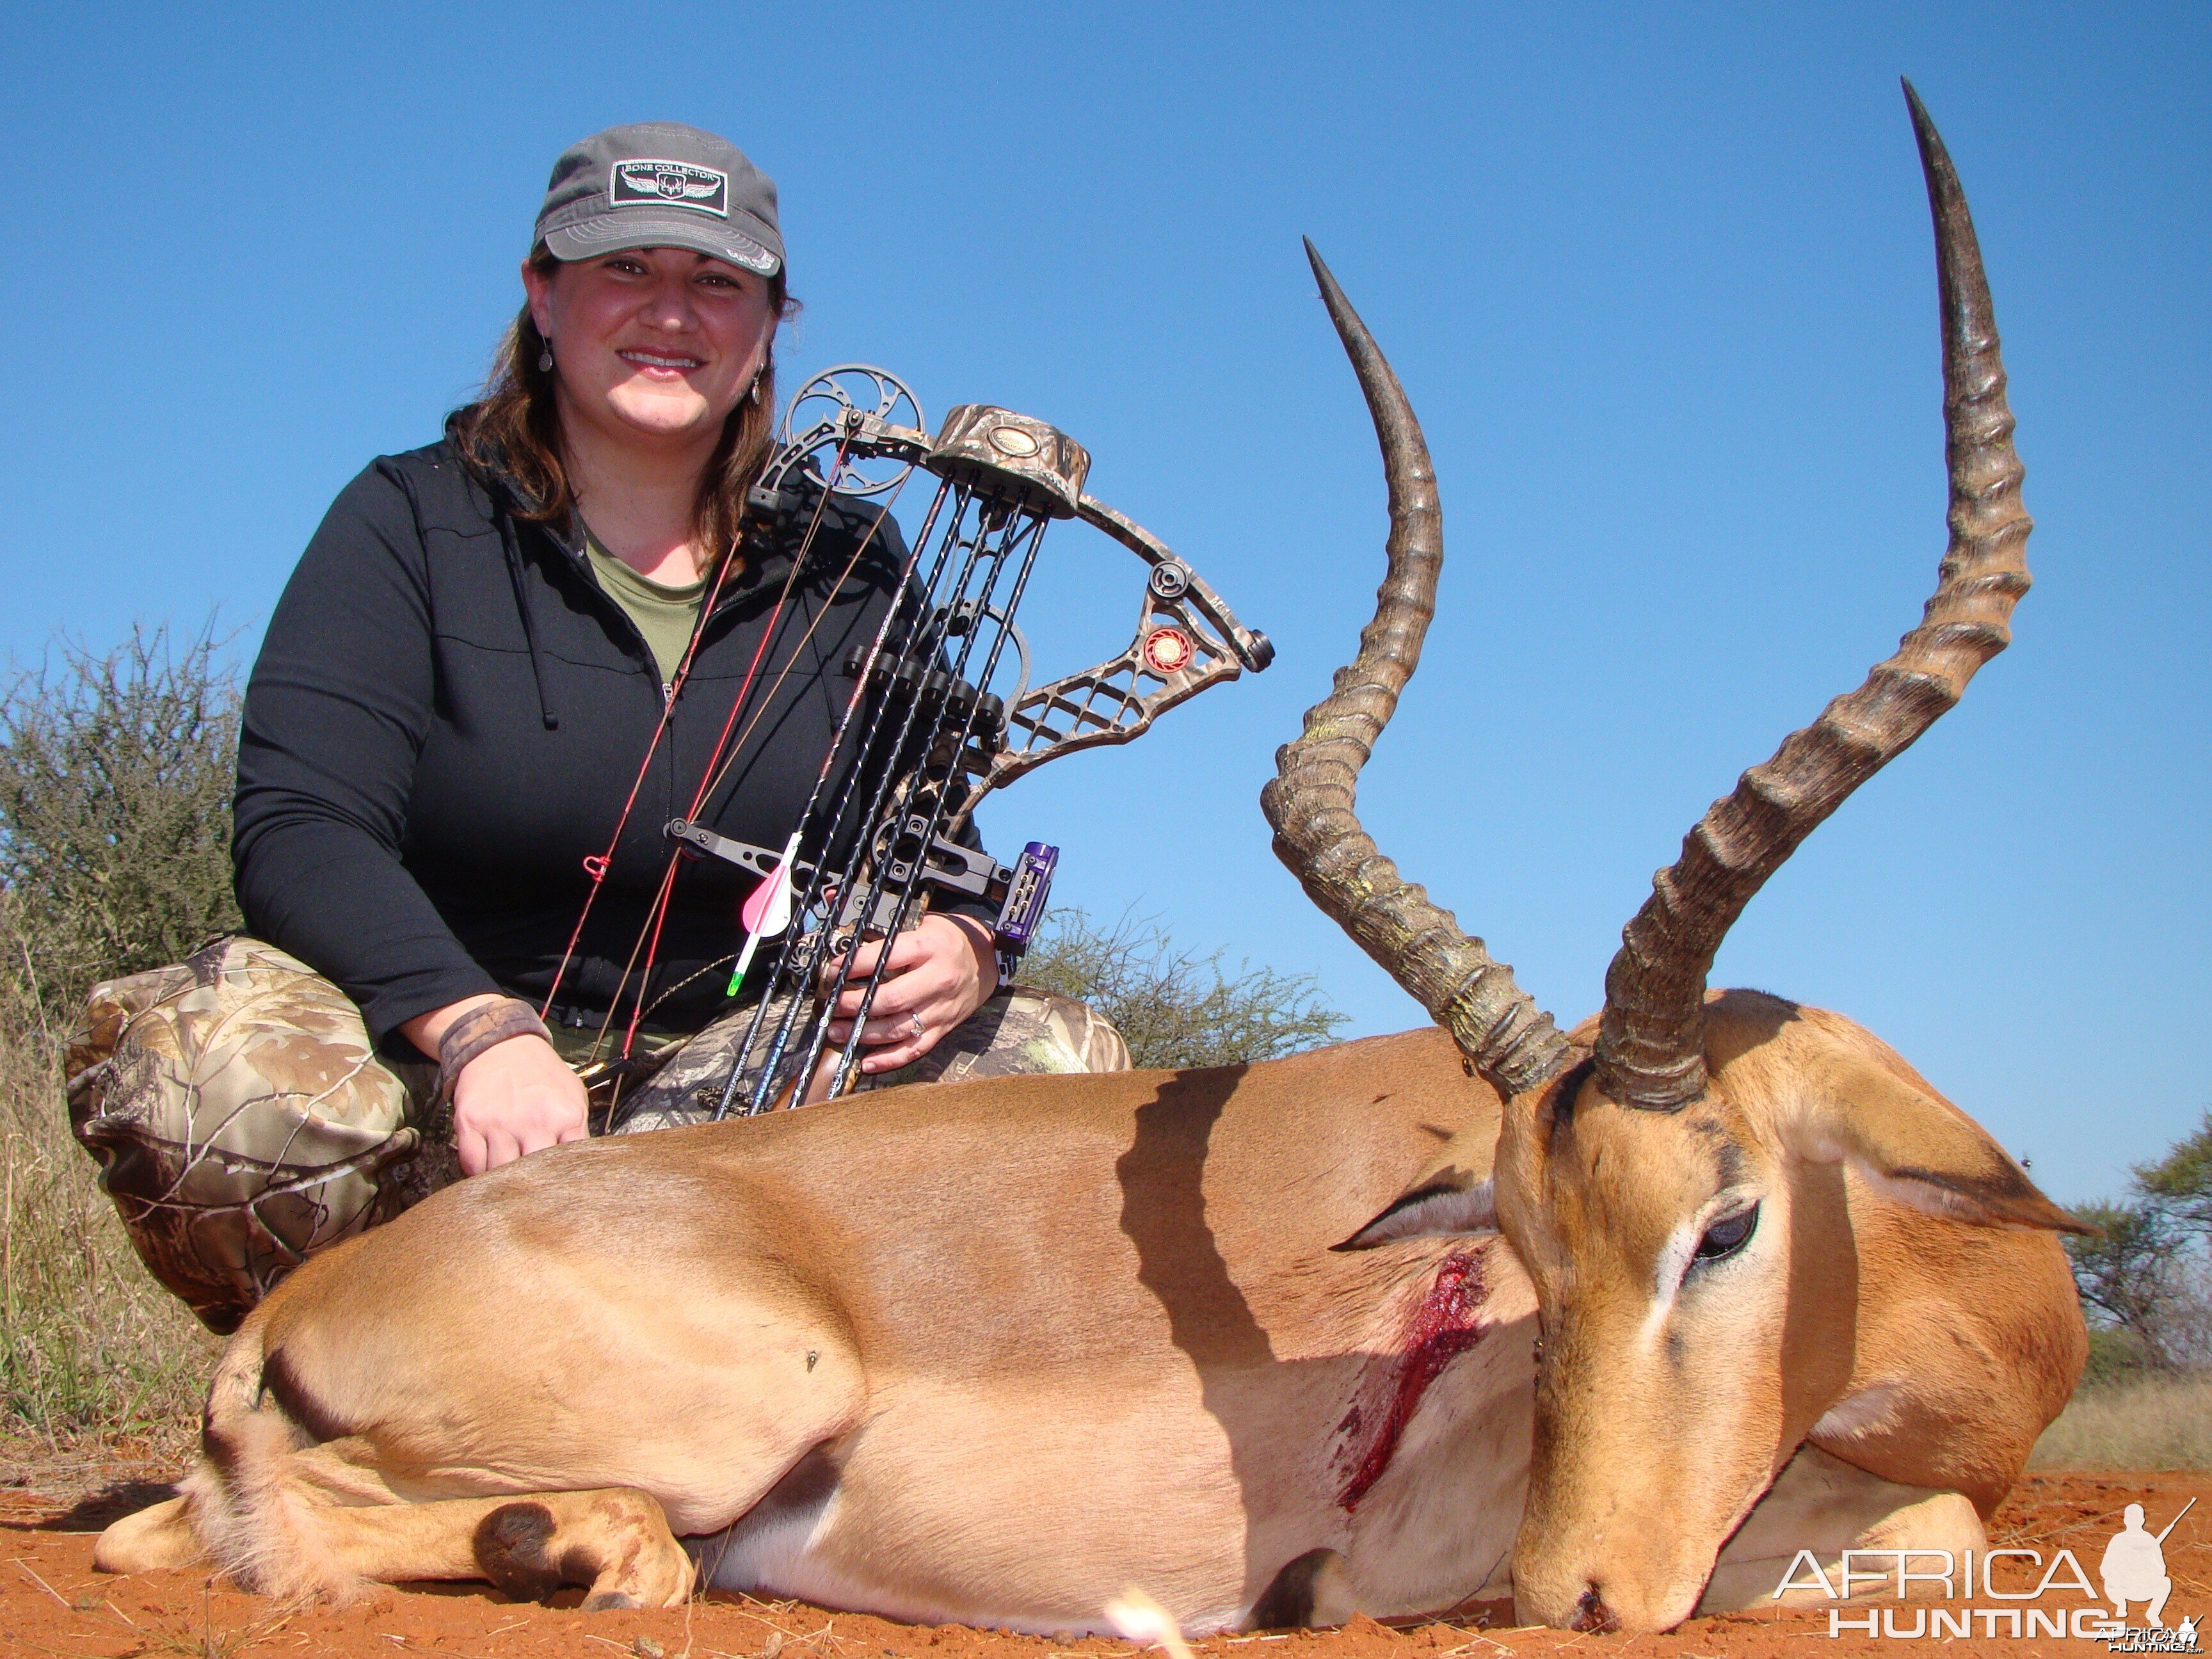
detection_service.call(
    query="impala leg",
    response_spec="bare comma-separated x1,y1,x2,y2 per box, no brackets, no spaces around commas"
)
291,1487,693,1608
1695,1444,1984,1614
93,1496,208,1573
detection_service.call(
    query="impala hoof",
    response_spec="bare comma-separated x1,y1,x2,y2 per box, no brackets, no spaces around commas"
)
472,1489,692,1610
475,1502,563,1603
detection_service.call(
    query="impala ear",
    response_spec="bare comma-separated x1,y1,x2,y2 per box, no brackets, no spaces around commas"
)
1334,1164,1495,1251
1781,1050,2091,1234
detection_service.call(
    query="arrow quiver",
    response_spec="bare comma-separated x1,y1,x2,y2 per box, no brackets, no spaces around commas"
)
664,367,1272,1116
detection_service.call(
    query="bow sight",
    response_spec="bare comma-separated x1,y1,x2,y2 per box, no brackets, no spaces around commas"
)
663,365,1271,1116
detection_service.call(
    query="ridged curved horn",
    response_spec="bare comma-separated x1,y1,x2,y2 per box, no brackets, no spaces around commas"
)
1593,81,2033,1110
1262,241,1571,1097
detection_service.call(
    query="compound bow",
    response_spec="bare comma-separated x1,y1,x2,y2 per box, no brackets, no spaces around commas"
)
653,365,1272,1115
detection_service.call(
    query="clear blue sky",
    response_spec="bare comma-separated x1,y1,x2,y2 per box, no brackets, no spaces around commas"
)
3,4,2204,1205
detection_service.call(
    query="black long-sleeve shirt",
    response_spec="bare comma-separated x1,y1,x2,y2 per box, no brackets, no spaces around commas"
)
234,438,981,1048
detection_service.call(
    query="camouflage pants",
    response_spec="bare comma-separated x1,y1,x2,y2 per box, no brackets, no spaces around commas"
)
68,936,1128,1333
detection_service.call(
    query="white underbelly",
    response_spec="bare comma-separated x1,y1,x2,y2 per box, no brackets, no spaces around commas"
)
687,1376,1263,1633
694,1483,1262,1635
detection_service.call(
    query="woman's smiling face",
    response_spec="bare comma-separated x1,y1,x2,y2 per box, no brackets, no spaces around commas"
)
524,246,777,454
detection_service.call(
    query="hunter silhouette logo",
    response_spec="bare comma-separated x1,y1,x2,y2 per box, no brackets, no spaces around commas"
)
1774,1495,2199,1648
610,159,728,216
2104,1501,2188,1628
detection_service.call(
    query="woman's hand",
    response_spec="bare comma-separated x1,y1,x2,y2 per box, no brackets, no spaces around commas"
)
448,1035,590,1174
400,995,590,1175
821,913,998,1075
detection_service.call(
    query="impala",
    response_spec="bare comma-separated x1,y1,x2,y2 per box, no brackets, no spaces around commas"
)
97,84,2084,1635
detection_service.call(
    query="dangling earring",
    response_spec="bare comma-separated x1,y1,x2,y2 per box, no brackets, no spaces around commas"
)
747,369,763,405
537,340,555,374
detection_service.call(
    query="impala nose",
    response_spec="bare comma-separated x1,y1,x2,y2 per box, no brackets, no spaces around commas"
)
1571,1586,1620,1634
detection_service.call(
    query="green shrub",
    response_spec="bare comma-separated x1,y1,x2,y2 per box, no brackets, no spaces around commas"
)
0,624,242,1022
1022,907,1348,1070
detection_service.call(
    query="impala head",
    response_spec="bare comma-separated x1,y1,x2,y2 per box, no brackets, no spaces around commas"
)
1493,993,2085,1631
1263,83,2088,1633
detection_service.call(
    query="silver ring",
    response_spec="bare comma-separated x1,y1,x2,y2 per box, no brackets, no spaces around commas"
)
908,1011,926,1039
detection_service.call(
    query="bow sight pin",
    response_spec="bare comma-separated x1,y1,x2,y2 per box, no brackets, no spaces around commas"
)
660,365,1272,1116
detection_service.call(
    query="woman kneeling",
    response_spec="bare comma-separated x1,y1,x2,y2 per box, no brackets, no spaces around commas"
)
68,123,1125,1334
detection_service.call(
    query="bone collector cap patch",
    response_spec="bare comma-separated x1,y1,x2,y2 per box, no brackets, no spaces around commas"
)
534,122,783,277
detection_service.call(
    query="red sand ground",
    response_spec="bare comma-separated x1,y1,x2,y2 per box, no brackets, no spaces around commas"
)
1,1448,2204,1659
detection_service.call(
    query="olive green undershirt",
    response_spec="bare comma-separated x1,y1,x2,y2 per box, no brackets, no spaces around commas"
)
582,525,709,688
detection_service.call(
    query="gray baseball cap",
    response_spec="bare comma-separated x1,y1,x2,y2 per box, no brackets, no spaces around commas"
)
533,122,783,277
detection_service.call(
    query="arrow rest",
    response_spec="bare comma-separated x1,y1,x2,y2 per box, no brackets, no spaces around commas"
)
668,365,1272,1117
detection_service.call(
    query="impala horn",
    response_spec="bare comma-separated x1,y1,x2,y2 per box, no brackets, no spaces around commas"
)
1262,241,1572,1098
1593,81,2033,1111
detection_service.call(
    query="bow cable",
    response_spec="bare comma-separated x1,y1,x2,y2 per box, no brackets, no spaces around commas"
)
819,502,1051,1095
541,428,861,1048
721,479,1048,1115
608,482,917,1064
710,477,979,1116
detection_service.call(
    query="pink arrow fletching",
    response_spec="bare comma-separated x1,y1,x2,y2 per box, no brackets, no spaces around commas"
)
741,860,793,937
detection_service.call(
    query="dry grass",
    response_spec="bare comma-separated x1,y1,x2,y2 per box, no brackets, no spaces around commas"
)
0,1009,216,1452
0,625,234,1458
2029,1371,2212,1471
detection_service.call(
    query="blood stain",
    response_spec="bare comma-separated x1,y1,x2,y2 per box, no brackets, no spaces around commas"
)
1338,1249,1489,1511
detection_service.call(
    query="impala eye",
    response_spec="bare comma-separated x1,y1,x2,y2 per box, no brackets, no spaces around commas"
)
1692,1204,1758,1265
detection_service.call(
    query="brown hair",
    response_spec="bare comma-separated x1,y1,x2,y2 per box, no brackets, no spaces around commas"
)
451,245,795,568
